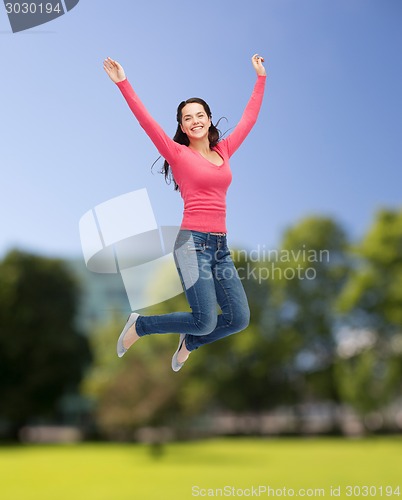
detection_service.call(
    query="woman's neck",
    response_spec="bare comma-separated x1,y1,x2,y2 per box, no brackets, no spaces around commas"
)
188,138,211,154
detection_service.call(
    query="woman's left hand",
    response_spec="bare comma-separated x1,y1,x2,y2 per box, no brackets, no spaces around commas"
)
252,54,266,76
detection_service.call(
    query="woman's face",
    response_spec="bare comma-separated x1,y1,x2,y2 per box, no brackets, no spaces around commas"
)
180,102,211,142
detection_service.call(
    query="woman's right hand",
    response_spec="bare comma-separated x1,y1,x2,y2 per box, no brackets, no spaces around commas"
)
103,57,126,83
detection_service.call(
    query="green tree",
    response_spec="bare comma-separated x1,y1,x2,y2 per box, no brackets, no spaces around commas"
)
0,250,92,439
337,209,402,329
253,217,351,407
335,209,402,422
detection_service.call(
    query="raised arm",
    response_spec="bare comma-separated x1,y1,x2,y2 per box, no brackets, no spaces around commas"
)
219,54,267,157
103,57,180,164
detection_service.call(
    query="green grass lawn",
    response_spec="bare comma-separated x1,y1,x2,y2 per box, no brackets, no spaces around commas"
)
0,437,401,499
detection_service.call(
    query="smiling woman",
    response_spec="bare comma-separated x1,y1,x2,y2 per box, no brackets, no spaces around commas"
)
171,97,224,170
103,54,266,373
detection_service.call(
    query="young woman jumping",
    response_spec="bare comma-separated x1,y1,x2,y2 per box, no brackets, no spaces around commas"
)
103,54,266,371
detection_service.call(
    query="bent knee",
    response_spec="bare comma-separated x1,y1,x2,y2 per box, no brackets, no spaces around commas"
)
195,315,217,335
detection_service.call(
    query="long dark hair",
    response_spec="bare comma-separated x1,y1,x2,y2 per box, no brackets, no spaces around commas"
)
156,97,224,191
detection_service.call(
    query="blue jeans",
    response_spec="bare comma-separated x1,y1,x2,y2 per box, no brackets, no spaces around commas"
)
135,230,250,351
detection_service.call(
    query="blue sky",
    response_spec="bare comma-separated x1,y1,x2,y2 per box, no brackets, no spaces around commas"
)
1,0,401,258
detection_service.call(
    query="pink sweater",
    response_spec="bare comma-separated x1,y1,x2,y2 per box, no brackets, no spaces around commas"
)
116,75,266,233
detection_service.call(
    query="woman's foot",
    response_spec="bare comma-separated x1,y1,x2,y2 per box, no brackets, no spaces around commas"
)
117,312,140,357
177,339,190,364
171,334,191,372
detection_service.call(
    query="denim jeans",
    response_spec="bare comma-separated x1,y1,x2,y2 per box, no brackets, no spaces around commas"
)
135,230,250,351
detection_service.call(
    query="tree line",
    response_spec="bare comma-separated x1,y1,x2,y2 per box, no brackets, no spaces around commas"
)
1,208,401,441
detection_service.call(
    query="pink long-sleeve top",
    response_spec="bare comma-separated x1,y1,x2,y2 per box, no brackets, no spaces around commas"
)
116,75,266,233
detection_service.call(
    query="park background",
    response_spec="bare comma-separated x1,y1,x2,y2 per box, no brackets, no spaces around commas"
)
1,0,401,498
